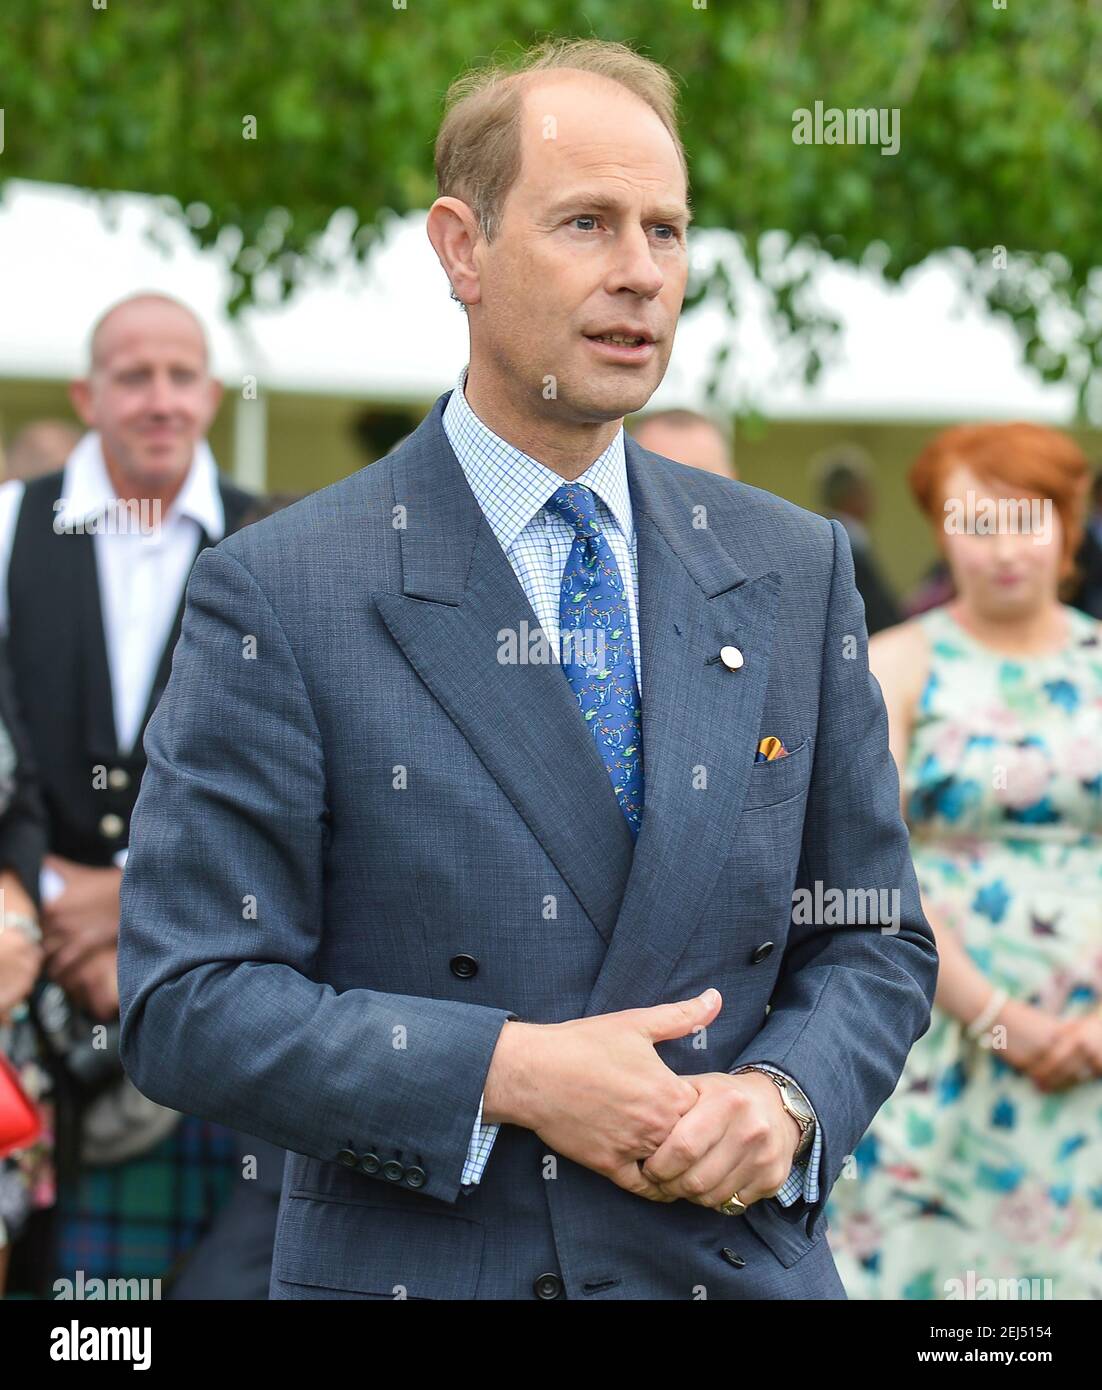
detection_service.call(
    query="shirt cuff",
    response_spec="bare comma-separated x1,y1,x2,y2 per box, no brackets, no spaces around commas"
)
732,1063,821,1207
460,1092,500,1187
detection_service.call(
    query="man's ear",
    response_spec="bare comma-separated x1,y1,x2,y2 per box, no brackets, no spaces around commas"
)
68,378,95,427
426,196,483,307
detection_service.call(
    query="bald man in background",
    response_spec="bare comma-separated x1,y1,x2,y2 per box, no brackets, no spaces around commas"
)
0,293,277,1298
630,408,736,480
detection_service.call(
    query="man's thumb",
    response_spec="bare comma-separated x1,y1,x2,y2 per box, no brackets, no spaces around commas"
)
641,988,722,1043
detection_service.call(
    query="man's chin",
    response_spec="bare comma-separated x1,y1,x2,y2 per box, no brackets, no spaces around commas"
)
127,448,194,492
562,375,662,424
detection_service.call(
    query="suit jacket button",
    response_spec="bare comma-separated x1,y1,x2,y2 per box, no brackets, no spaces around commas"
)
107,767,131,791
450,954,478,980
403,1165,427,1189
336,1148,358,1167
720,1247,746,1268
382,1159,405,1182
750,941,775,963
99,812,125,839
359,1151,381,1175
533,1272,563,1299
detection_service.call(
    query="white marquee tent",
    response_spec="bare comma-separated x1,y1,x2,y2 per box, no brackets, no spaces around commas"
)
0,178,1077,487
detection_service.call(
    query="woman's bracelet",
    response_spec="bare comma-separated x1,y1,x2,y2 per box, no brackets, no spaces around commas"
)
0,911,42,945
965,986,1009,1040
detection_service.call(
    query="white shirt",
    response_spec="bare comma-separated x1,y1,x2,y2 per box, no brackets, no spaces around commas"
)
0,431,226,754
442,364,643,690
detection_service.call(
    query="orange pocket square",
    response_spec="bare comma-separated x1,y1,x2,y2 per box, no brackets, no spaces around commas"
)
754,735,788,763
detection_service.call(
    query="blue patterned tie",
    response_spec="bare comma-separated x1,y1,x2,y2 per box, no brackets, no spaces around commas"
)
546,484,644,839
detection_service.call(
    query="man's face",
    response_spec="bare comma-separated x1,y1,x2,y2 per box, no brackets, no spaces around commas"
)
70,301,221,491
473,73,690,423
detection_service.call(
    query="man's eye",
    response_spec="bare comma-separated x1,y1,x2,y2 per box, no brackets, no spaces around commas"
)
572,216,599,231
652,225,678,241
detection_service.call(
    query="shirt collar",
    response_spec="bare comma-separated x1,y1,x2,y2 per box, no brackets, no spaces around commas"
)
56,431,226,539
442,363,634,553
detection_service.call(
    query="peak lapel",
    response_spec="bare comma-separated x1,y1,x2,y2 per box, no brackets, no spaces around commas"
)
373,395,635,945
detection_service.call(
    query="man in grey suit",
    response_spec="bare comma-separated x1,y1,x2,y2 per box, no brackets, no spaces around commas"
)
117,38,937,1300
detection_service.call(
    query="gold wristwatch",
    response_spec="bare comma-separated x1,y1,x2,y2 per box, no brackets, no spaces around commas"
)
733,1067,816,1160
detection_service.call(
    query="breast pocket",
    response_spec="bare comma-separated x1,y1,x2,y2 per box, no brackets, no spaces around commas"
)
741,736,812,812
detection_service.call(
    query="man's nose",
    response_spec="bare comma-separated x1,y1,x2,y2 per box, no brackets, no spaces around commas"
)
607,226,665,298
146,372,178,414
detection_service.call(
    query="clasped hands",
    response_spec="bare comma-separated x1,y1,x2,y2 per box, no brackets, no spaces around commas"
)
484,988,804,1212
996,997,1102,1092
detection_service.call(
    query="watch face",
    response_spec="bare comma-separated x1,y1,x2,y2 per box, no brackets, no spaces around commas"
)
783,1081,814,1123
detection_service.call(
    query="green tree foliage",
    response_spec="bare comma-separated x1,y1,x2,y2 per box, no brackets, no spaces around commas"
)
2,1,1101,412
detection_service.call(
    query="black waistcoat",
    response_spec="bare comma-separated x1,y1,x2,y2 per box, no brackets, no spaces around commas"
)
6,468,254,864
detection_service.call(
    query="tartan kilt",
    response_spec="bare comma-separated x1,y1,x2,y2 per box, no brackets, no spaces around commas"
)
53,1114,239,1289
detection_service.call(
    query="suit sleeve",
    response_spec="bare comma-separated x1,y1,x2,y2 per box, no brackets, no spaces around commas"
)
728,518,938,1236
117,543,516,1205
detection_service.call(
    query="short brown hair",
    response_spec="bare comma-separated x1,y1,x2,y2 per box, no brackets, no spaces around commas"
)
909,421,1090,582
434,38,690,245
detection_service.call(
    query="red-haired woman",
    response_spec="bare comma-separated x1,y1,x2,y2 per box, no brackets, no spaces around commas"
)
827,422,1102,1300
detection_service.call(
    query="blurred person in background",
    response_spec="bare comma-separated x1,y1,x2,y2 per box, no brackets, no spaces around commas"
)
815,445,901,635
0,639,50,1296
1,421,82,484
827,422,1102,1299
901,556,955,617
630,406,736,478
0,292,275,1299
1070,467,1102,620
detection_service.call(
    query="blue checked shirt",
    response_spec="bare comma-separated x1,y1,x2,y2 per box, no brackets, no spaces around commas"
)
443,365,821,1208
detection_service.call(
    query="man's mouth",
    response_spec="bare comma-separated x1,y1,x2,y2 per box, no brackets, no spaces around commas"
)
587,332,649,347
583,330,657,363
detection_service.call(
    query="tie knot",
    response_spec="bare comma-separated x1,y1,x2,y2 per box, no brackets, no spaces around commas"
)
547,483,600,538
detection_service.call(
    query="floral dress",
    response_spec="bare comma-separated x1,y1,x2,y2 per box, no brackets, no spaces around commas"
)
826,603,1102,1300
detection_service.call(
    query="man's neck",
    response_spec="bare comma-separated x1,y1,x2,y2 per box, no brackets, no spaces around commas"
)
463,362,622,482
101,446,189,517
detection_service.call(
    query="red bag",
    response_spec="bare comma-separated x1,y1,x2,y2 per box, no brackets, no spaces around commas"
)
0,1052,42,1159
